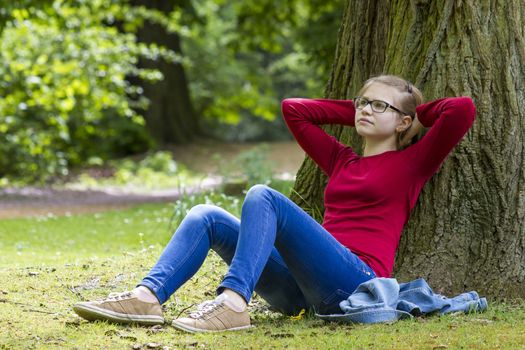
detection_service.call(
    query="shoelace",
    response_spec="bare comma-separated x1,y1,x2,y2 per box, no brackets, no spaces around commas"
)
104,291,133,301
188,299,222,319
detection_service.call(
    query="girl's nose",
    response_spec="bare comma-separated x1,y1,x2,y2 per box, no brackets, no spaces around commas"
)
361,103,373,115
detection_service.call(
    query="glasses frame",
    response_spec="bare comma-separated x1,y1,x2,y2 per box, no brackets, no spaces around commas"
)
354,96,413,118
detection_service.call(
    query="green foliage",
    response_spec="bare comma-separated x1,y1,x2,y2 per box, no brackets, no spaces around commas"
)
136,151,178,174
182,1,278,125
234,144,274,186
292,0,346,78
73,151,203,190
0,0,345,181
182,0,343,141
110,151,185,189
0,0,53,34
0,1,177,181
230,0,345,85
214,144,274,188
211,144,296,196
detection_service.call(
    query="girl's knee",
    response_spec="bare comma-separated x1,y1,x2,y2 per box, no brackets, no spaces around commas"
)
245,184,273,200
186,204,222,222
177,204,225,240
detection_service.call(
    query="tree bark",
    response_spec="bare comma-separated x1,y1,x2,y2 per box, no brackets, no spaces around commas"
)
291,0,525,298
132,0,199,144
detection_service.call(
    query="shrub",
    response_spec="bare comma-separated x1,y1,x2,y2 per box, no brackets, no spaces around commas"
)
0,2,175,181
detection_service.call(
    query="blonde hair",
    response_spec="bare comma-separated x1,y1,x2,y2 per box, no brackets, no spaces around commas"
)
357,75,424,150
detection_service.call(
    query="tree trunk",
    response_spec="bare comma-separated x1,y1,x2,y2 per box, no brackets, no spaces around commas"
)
132,0,199,144
291,0,525,298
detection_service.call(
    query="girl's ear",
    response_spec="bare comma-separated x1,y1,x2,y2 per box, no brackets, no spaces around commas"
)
396,115,412,132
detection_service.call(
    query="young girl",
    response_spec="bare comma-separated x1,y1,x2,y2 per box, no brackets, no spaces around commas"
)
73,75,476,333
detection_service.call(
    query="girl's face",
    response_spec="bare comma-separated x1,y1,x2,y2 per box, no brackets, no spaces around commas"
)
355,83,409,141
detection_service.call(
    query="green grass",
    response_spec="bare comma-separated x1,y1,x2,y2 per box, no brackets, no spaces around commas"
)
1,191,525,349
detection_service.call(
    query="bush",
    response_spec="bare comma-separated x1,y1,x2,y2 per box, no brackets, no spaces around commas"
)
71,151,203,190
0,2,174,182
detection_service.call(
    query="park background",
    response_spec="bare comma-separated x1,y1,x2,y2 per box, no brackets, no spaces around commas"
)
1,0,524,349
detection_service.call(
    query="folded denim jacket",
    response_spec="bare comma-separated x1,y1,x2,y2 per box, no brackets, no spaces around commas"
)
316,278,488,324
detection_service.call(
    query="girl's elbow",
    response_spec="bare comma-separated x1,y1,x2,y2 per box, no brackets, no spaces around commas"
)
281,98,305,118
281,98,304,108
457,96,476,123
281,98,300,119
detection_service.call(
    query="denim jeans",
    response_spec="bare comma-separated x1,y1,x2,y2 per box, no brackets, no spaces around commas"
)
139,184,376,315
317,277,488,323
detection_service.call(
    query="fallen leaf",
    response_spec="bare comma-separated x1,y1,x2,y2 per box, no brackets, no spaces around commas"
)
290,308,305,321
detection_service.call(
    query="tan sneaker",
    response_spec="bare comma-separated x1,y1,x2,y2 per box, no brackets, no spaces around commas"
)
73,291,164,325
172,294,251,333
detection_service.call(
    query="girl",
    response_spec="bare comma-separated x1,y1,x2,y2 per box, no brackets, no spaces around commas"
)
73,75,476,333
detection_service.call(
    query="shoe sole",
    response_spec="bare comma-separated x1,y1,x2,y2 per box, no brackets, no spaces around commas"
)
73,303,164,326
171,320,253,333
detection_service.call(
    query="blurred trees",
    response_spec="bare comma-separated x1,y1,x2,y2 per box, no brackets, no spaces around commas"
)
0,0,344,181
183,0,344,140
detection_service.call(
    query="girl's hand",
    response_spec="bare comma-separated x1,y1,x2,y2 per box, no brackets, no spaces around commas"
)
400,114,425,147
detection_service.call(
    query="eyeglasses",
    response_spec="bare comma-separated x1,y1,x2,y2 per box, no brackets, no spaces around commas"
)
354,96,413,117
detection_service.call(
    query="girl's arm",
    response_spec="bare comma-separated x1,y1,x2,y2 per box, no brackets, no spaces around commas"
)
408,97,476,178
281,98,357,176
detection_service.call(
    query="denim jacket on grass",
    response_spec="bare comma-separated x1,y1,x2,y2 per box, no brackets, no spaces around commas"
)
316,278,488,324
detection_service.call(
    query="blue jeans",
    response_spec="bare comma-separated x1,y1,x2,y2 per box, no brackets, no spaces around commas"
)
318,278,488,323
139,185,376,315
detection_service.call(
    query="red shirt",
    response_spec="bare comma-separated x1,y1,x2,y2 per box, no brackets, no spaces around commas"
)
281,97,476,277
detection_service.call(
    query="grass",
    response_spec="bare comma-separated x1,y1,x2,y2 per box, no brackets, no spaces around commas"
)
1,190,525,349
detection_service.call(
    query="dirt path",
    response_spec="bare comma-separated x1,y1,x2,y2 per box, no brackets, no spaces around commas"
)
0,186,207,219
0,141,305,219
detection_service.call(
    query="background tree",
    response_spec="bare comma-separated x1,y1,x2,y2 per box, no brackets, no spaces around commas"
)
291,0,525,298
129,0,199,144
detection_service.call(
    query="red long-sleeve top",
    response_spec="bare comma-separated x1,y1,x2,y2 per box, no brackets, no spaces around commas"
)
281,97,476,277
